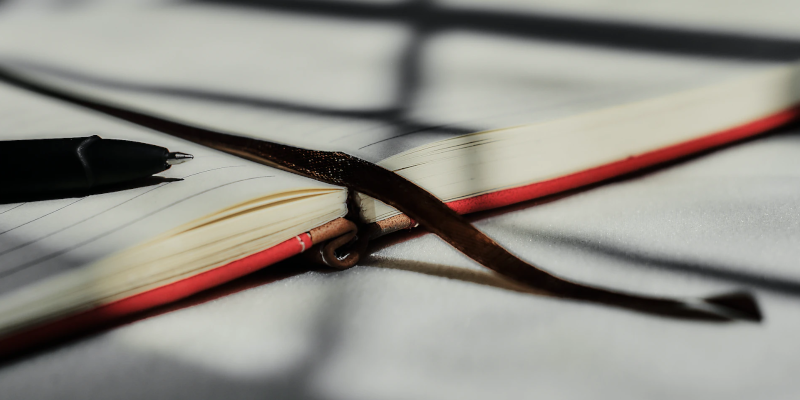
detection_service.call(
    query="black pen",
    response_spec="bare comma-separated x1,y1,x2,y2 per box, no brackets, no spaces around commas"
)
0,135,192,196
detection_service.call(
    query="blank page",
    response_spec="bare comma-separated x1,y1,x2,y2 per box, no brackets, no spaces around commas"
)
0,2,783,161
0,82,337,297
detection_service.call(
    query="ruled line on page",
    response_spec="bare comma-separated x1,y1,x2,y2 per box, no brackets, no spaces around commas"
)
0,203,26,215
0,183,172,258
180,165,245,179
0,198,86,237
0,175,274,279
0,165,246,258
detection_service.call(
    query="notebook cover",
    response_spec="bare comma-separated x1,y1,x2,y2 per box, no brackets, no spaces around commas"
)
1,105,797,357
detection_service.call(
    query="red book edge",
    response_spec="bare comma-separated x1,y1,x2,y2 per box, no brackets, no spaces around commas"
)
2,105,798,355
447,106,800,215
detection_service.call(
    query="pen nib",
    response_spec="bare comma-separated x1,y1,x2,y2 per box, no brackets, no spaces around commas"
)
167,152,194,165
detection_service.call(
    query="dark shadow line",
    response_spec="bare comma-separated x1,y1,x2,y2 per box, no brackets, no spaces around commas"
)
370,220,800,299
0,198,85,236
0,176,180,205
466,126,800,298
532,230,800,298
0,258,320,363
466,121,800,225
0,254,352,400
269,265,357,400
178,164,245,179
364,126,800,299
350,0,461,150
391,0,431,114
361,255,535,295
356,122,466,150
0,178,179,257
0,202,26,215
7,59,477,140
0,168,242,257
0,175,273,278
192,0,800,61
8,59,390,119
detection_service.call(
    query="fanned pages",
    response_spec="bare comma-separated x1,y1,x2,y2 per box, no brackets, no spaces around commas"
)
0,81,346,338
0,1,799,350
1,5,797,223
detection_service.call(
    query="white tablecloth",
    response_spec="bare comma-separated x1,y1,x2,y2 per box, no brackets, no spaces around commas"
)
2,128,800,399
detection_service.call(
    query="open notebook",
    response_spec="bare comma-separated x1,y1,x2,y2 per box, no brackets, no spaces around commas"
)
1,3,799,352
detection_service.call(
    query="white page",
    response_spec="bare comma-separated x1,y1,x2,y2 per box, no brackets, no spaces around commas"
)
443,0,800,39
0,3,781,162
0,82,338,297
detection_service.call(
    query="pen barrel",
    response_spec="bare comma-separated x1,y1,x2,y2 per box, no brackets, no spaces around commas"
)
0,136,170,195
85,138,170,187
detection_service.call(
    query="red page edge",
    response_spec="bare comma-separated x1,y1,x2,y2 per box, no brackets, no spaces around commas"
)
448,106,800,215
0,233,313,355
2,105,797,355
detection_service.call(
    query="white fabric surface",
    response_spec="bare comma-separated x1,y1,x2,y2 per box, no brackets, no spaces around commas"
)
2,1,800,399
2,128,800,399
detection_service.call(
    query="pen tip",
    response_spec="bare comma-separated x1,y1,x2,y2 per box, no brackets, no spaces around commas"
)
167,152,193,165
703,291,762,322
675,291,762,322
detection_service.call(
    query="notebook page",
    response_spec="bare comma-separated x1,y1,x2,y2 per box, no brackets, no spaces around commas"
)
443,0,800,39
0,3,782,162
0,82,339,297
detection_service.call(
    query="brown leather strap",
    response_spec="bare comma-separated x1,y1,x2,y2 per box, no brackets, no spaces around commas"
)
0,66,762,322
306,217,369,270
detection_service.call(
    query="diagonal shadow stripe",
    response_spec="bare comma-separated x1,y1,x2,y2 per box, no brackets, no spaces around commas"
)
371,219,800,299
6,59,476,138
4,58,477,134
191,0,800,61
528,230,800,297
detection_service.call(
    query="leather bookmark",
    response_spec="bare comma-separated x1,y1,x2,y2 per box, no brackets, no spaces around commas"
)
0,66,762,322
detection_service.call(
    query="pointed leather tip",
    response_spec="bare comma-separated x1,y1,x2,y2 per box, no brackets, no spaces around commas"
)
703,291,762,322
